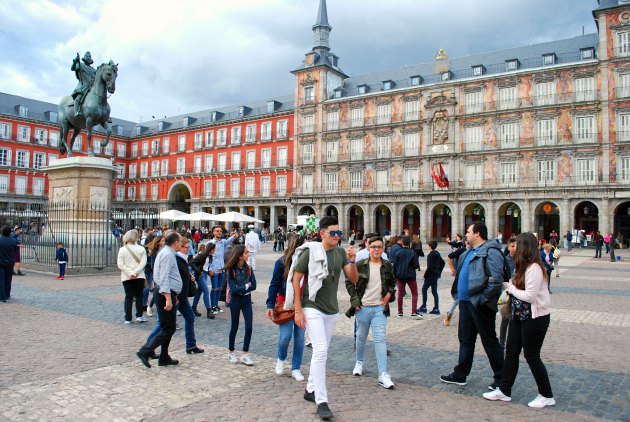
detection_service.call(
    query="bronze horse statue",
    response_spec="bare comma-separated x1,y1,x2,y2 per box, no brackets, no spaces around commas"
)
58,61,118,157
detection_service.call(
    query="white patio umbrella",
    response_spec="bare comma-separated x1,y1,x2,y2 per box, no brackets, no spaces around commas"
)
179,211,216,221
159,209,187,220
212,211,264,224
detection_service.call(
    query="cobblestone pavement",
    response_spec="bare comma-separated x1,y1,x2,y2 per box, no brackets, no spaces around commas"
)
1,244,628,421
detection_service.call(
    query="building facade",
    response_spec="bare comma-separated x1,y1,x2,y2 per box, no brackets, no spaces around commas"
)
1,0,630,240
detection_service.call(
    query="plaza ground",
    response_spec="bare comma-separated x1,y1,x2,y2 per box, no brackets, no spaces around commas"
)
1,243,629,421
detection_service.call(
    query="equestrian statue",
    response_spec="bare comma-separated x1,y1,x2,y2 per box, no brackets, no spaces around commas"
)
58,51,118,157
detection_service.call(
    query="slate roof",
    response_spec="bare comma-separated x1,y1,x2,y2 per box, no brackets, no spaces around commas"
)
593,0,626,12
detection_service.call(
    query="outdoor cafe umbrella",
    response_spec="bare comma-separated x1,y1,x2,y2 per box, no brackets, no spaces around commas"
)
178,211,216,221
159,209,187,220
211,211,264,224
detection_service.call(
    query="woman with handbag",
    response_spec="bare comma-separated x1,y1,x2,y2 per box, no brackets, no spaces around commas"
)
117,230,147,324
266,235,307,381
483,232,555,408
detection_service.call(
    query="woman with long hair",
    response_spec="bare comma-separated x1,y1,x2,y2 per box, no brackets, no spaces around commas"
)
225,244,257,366
483,232,555,408
117,229,147,324
144,235,164,317
266,234,307,380
191,242,216,319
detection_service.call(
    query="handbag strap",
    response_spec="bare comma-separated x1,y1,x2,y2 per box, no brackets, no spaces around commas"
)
125,245,141,264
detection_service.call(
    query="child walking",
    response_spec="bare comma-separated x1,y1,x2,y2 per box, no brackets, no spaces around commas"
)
55,242,68,280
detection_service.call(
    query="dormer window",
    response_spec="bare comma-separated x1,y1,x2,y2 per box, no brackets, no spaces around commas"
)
135,126,143,136
506,59,519,71
358,84,368,94
329,54,338,67
333,87,344,98
472,65,485,77
267,101,276,113
115,125,124,136
410,75,422,86
16,105,28,117
542,53,556,66
441,71,451,82
46,111,58,123
158,121,165,131
237,106,251,118
382,80,395,90
581,47,595,60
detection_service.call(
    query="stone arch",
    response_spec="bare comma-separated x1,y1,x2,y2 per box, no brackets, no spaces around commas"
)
431,203,452,240
401,204,421,236
167,182,192,213
574,200,599,233
324,205,338,216
497,201,522,240
533,201,560,240
462,202,486,228
613,201,630,242
347,205,365,239
298,206,316,216
373,204,391,235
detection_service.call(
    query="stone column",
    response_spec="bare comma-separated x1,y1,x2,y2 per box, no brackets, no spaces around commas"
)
390,202,400,234
451,201,461,238
486,200,495,238
269,206,278,230
286,205,295,231
365,203,375,233
521,199,532,233
561,199,571,235
254,206,263,229
338,203,349,233
420,201,430,241
600,198,610,234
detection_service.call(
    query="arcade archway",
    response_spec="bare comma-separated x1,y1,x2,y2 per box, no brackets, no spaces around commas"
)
574,201,599,233
374,205,391,235
498,202,521,240
168,183,191,214
432,204,452,240
534,201,559,240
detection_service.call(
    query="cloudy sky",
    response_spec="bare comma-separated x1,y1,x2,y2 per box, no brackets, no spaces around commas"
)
1,0,598,123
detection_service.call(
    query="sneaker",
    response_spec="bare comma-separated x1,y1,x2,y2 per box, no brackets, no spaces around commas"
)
227,353,239,363
59,277,64,280
292,369,305,381
124,320,132,324
429,308,440,315
352,361,363,376
316,403,333,420
55,276,62,279
240,354,254,366
528,394,556,408
444,311,452,326
440,374,467,385
417,306,427,314
175,323,182,330
378,372,395,389
275,359,285,375
483,388,511,402
136,316,147,323
304,389,315,402
212,307,219,315
216,306,224,313
176,311,181,316
410,313,421,318
488,381,499,391
397,313,403,317
147,306,153,317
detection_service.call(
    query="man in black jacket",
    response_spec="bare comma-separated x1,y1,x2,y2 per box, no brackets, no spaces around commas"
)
418,241,445,315
392,237,419,318
0,226,17,302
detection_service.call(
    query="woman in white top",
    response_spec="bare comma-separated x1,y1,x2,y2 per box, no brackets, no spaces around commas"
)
117,230,147,324
483,232,554,408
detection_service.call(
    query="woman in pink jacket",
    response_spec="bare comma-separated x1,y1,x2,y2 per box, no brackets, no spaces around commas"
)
483,232,555,408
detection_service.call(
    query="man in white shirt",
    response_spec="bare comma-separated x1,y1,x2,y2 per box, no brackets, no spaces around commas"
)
244,225,261,270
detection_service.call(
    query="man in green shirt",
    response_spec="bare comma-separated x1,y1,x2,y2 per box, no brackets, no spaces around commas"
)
293,216,358,420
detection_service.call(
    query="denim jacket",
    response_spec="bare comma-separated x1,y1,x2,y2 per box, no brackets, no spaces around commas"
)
345,258,396,318
227,264,257,296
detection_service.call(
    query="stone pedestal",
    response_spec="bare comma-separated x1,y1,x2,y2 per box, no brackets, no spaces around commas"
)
43,157,118,270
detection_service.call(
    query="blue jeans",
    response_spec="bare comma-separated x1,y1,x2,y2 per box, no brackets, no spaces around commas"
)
143,272,153,307
421,278,439,309
58,263,66,277
355,305,388,374
229,294,253,352
193,271,211,310
278,320,305,370
178,298,197,349
210,271,225,308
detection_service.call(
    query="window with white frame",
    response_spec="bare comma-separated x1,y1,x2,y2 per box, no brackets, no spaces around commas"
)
302,114,314,134
246,124,256,143
217,129,227,146
326,111,339,131
116,186,125,201
231,179,240,197
16,150,29,168
15,176,27,195
576,158,597,184
105,142,113,156
277,120,288,138
33,178,44,196
176,157,185,175
261,149,271,168
302,144,314,164
304,86,315,103
619,113,630,142
128,186,136,200
129,163,137,179
500,162,518,187
350,138,364,160
325,172,338,193
465,164,483,188
574,115,596,143
151,184,158,200
500,123,518,149
0,148,11,166
376,103,391,125
231,126,241,145
49,131,59,147
140,185,147,201
0,175,8,193
205,131,214,147
203,180,212,197
498,86,518,110
537,159,556,186
261,177,270,196
92,139,101,154
325,141,338,162
194,156,202,173
403,132,420,157
193,132,203,149
619,73,630,98
151,161,160,177
140,162,148,178
162,138,170,153
302,173,313,193
261,122,272,140
131,143,138,157
376,169,389,192
140,141,148,156
246,150,256,169
205,154,214,172
575,77,596,101
404,100,420,121
218,153,227,171
116,143,126,158
35,128,47,145
464,126,483,151
376,136,391,158
276,175,287,196
161,159,169,176
245,178,255,197
116,163,125,179
619,156,630,183
231,152,241,171
464,91,483,114
72,135,82,152
404,167,419,190
536,119,557,146
33,152,45,170
17,125,30,142
0,122,11,140
217,180,226,198
178,136,186,152
350,171,363,192
616,30,630,57
277,147,288,167
350,107,364,128
150,139,159,154
535,81,556,106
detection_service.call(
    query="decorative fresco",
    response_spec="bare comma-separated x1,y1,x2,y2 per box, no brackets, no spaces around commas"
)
391,163,402,191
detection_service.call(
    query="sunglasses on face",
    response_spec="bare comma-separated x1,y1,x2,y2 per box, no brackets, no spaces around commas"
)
327,230,343,237
369,245,384,250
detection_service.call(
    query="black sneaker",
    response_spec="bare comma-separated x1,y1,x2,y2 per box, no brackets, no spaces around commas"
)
440,374,467,385
304,389,315,403
316,403,333,420
488,381,499,391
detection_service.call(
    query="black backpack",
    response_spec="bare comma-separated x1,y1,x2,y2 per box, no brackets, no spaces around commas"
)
482,245,512,283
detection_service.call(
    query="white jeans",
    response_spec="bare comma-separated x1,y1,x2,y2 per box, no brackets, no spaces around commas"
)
247,253,257,270
304,307,339,404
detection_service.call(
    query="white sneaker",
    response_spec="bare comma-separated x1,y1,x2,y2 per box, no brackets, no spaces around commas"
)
146,306,153,317
275,359,285,375
124,320,132,324
240,354,255,366
227,353,238,364
528,394,556,408
135,317,146,323
483,388,512,402
292,369,305,381
352,361,363,376
378,372,394,389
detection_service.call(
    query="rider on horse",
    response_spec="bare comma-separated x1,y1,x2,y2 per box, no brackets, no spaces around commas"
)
71,51,96,118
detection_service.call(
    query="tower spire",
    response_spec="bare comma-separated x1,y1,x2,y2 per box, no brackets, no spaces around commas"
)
312,0,331,51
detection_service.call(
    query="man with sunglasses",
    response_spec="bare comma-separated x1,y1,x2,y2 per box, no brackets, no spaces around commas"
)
292,216,358,420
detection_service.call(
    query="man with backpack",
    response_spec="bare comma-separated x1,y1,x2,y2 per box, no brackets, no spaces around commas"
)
440,222,506,391
392,236,419,318
418,241,445,315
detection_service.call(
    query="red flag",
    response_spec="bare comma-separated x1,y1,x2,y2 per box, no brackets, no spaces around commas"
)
431,163,448,189
439,163,449,188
